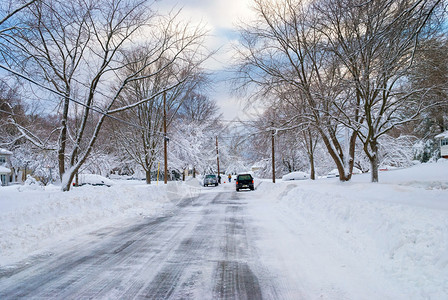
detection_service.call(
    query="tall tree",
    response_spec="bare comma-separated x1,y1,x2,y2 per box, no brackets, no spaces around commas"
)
315,0,443,182
112,47,209,184
408,37,448,135
3,0,209,190
234,0,357,181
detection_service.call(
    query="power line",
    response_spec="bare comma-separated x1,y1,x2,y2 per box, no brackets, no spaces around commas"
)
1,63,274,155
0,63,148,130
1,64,261,132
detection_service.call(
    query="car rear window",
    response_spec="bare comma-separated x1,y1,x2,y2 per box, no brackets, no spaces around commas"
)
206,175,216,178
237,174,252,181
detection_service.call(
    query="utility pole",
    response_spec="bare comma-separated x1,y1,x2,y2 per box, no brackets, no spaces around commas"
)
271,122,276,183
164,91,168,184
216,136,220,182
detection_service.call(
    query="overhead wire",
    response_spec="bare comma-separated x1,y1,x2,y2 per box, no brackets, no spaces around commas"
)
0,63,149,131
1,64,262,136
1,63,277,154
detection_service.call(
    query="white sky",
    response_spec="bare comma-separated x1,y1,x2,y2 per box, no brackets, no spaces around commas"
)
155,0,258,121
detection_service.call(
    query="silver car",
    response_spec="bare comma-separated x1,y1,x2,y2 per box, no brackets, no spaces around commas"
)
203,174,218,187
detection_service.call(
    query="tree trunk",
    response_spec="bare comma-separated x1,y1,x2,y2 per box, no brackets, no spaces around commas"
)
348,132,357,176
182,169,186,181
145,170,151,184
309,154,315,180
369,141,379,183
58,95,70,181
319,130,351,182
62,168,78,191
193,167,196,178
306,130,316,180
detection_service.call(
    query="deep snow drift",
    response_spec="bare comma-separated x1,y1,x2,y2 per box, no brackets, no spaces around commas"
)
253,160,448,299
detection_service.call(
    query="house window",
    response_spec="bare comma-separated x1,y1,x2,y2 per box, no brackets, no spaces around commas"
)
0,174,6,185
441,139,448,146
0,156,6,164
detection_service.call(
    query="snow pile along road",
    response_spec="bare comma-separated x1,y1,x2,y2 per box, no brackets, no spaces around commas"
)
0,180,200,266
252,161,448,299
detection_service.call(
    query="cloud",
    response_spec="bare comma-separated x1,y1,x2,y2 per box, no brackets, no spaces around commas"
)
153,0,258,120
155,0,254,30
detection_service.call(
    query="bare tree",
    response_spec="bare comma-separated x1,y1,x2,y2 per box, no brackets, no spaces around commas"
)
408,37,448,135
177,92,220,123
174,90,222,179
0,0,37,28
3,0,209,190
0,0,38,63
234,0,357,181
315,0,443,182
112,51,208,183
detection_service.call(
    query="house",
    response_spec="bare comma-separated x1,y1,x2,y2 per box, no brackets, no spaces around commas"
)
0,148,13,186
435,131,448,159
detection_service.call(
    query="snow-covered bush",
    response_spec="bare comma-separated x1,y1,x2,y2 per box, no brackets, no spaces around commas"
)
18,175,44,191
413,139,439,163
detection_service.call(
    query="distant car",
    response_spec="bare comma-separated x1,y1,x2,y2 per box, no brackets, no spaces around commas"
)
76,174,114,187
352,167,362,174
327,169,339,178
236,173,254,191
203,174,218,187
327,167,362,178
282,171,310,181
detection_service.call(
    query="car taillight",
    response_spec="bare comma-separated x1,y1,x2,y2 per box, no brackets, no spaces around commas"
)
236,181,238,184
252,180,254,183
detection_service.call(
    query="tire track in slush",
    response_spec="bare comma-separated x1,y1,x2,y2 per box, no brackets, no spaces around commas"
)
0,196,201,299
0,188,271,299
212,196,263,300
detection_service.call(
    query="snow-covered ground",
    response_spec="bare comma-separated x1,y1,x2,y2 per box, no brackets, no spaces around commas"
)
251,160,448,298
0,179,201,266
1,161,447,298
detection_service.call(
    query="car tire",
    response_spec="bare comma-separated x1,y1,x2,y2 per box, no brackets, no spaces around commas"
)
236,188,239,192
215,183,218,186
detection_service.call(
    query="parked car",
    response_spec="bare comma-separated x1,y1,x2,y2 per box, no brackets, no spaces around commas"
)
236,173,254,191
326,169,339,178
327,167,363,178
282,171,310,181
76,174,114,187
203,174,218,187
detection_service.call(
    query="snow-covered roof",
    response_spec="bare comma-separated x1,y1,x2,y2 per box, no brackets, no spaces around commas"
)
435,131,448,139
0,148,13,155
0,166,11,173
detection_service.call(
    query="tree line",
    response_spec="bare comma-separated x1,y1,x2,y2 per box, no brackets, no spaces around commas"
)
232,0,448,182
0,0,226,190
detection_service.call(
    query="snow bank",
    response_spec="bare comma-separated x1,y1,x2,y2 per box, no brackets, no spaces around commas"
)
255,161,448,298
0,180,199,266
77,173,115,186
282,171,310,181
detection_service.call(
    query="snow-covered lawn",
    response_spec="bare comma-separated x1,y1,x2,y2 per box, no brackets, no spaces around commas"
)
250,160,448,298
0,179,200,266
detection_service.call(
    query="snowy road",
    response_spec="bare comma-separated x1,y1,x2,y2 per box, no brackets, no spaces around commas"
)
0,184,280,299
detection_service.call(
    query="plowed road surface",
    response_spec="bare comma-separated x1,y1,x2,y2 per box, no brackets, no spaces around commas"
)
0,184,298,299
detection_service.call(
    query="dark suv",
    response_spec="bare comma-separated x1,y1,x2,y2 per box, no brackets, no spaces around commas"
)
236,174,254,191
